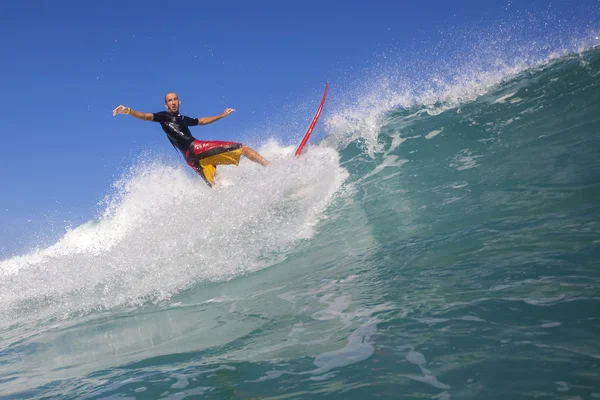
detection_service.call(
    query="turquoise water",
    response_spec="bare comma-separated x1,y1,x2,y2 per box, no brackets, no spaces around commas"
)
1,45,600,399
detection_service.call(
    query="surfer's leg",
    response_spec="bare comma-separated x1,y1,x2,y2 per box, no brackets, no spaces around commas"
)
186,158,214,188
241,145,270,166
192,164,215,187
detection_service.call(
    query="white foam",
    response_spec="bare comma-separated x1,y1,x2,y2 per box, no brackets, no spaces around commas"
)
451,182,469,189
323,84,413,155
556,381,570,392
403,346,451,391
389,135,406,152
522,295,565,305
541,322,562,328
0,143,348,321
457,315,486,322
358,155,408,183
311,318,378,375
406,350,426,366
425,129,444,139
494,91,518,104
450,149,482,171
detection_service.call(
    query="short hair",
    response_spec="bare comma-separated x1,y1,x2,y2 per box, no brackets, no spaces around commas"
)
164,92,177,103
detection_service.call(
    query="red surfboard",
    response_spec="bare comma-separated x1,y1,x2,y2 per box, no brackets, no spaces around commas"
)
294,82,329,157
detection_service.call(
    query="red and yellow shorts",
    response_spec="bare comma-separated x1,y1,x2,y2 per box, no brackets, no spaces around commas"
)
185,140,243,187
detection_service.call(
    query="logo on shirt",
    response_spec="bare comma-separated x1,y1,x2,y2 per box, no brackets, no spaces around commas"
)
166,122,185,137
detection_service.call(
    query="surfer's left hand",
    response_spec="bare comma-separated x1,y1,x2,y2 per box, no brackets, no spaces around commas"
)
223,108,236,116
112,105,129,116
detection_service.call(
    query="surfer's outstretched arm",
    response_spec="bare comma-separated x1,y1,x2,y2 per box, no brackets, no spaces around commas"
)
197,108,236,125
112,105,153,121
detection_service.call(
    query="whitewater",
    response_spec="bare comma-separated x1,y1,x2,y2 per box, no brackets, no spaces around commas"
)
1,38,600,399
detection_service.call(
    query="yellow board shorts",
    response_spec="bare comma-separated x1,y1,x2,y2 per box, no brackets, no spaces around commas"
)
185,140,243,187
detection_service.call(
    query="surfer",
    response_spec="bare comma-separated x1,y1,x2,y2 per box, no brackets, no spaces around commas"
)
112,92,269,187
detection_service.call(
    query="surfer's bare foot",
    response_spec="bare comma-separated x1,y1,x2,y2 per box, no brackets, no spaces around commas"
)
241,146,269,166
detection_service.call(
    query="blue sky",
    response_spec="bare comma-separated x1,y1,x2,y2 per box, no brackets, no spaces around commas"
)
1,0,598,257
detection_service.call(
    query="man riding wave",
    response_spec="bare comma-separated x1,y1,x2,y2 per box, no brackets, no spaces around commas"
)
113,92,269,187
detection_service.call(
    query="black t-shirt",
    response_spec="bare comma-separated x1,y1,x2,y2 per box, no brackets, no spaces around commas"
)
152,111,198,154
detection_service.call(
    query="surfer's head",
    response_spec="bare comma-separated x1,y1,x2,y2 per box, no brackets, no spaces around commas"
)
164,92,181,113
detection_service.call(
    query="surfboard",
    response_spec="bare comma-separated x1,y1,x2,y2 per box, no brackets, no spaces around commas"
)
294,82,329,156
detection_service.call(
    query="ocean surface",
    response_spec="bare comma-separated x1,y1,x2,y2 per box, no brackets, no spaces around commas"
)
1,43,600,399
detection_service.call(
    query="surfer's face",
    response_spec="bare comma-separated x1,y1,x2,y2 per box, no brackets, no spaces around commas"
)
164,92,181,113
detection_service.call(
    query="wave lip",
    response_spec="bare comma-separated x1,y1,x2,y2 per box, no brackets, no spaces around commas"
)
323,29,600,152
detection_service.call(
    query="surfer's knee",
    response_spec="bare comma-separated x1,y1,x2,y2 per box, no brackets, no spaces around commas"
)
240,145,254,157
241,145,269,166
241,145,256,153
